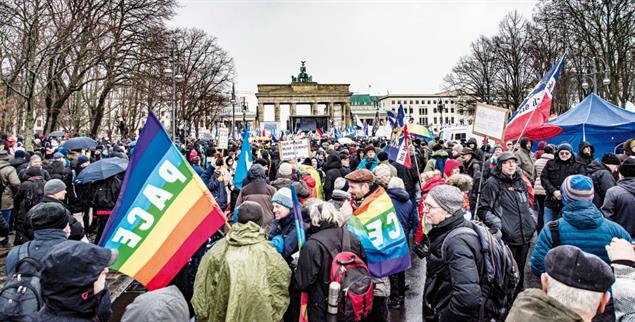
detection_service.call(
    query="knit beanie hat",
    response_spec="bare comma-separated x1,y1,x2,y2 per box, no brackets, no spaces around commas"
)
277,162,293,178
561,175,594,205
620,157,635,178
14,150,26,159
601,153,621,166
77,155,90,166
428,185,464,214
30,202,69,230
44,179,67,196
334,177,348,191
557,143,573,154
272,187,293,209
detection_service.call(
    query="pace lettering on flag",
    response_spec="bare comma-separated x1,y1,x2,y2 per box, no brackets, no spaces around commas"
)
347,187,411,277
99,113,225,290
504,54,566,141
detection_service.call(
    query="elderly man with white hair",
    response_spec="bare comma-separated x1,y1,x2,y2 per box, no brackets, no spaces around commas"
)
506,245,614,322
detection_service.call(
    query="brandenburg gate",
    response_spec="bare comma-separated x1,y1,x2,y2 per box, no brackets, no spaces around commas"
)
256,61,352,130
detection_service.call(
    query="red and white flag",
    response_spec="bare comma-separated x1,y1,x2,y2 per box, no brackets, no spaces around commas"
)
396,125,412,169
504,54,566,142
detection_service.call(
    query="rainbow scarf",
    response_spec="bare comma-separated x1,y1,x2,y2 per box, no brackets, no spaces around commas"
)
347,187,411,277
99,113,226,290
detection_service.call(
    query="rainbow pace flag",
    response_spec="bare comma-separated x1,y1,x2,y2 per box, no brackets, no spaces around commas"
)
347,187,411,277
99,113,226,290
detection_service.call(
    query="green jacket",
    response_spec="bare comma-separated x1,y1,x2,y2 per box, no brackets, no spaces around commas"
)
506,289,584,322
0,160,21,210
192,222,291,322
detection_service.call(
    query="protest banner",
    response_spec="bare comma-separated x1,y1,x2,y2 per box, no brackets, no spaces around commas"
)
279,138,310,161
218,128,229,149
472,103,509,141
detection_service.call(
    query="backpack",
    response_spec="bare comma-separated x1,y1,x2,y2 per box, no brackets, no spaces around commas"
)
316,229,374,321
442,221,520,321
0,243,43,321
20,181,44,215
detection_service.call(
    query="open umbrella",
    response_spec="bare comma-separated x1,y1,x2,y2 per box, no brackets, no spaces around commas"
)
75,157,128,184
62,137,97,150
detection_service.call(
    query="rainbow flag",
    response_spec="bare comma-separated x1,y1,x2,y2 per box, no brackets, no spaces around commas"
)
347,187,411,277
99,113,226,290
408,123,434,139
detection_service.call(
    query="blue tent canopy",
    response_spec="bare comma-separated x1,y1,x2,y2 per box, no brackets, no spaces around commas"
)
540,94,635,156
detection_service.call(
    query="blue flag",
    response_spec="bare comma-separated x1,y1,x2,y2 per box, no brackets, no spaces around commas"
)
397,104,405,127
233,127,253,190
386,111,397,128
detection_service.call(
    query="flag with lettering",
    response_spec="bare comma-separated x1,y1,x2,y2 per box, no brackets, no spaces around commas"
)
99,113,225,290
396,125,412,169
504,54,566,141
347,187,411,277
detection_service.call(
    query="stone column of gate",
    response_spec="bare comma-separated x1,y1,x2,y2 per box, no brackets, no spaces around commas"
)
290,102,297,117
326,102,334,119
257,103,264,128
311,102,318,115
274,102,281,123
343,102,351,127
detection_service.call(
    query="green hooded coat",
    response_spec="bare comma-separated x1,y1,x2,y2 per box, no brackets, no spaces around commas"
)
192,221,291,322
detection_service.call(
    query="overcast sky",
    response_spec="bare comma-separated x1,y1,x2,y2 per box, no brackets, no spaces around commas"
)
169,0,537,108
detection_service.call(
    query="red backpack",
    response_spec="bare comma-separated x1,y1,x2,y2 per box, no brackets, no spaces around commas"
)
319,228,374,321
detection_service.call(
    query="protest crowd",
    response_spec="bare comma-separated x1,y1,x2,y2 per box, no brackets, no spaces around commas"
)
0,126,634,322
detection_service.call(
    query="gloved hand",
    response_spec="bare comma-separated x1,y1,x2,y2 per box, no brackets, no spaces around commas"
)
270,235,284,254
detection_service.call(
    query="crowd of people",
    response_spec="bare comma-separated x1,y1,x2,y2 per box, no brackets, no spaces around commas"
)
0,132,634,321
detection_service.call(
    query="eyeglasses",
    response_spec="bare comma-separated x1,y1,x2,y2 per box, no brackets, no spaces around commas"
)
559,151,571,155
422,203,443,213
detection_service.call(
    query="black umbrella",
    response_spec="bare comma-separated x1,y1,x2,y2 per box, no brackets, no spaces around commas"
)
75,157,128,184
61,137,97,150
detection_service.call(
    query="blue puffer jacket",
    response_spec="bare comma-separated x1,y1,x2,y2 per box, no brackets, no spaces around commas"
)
6,229,68,276
356,157,379,171
387,188,415,238
531,200,632,276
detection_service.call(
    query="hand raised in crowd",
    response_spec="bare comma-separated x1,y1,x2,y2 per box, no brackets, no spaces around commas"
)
605,237,635,262
553,190,562,200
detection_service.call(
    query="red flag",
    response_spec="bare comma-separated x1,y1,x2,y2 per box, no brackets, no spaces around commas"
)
396,125,412,169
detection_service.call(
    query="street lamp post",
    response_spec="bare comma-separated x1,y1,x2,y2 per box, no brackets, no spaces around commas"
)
164,38,182,142
242,101,248,128
437,97,445,130
230,83,236,139
581,56,610,96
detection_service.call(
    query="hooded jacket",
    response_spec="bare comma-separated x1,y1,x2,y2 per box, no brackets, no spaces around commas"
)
0,159,21,210
322,154,345,200
192,222,291,322
466,138,484,161
268,212,298,262
121,285,189,322
356,156,379,172
9,157,28,174
602,177,635,237
236,166,277,228
533,153,554,196
6,229,68,276
515,138,536,182
576,141,595,166
424,214,484,322
540,155,587,211
586,159,617,208
477,166,536,245
531,200,632,275
387,187,415,237
424,150,449,173
505,289,584,322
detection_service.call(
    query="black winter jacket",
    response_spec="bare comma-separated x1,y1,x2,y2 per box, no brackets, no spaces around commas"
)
39,196,85,241
13,176,46,245
293,225,365,322
322,155,345,201
587,159,617,209
477,167,536,245
424,214,484,322
392,161,419,197
540,156,587,211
